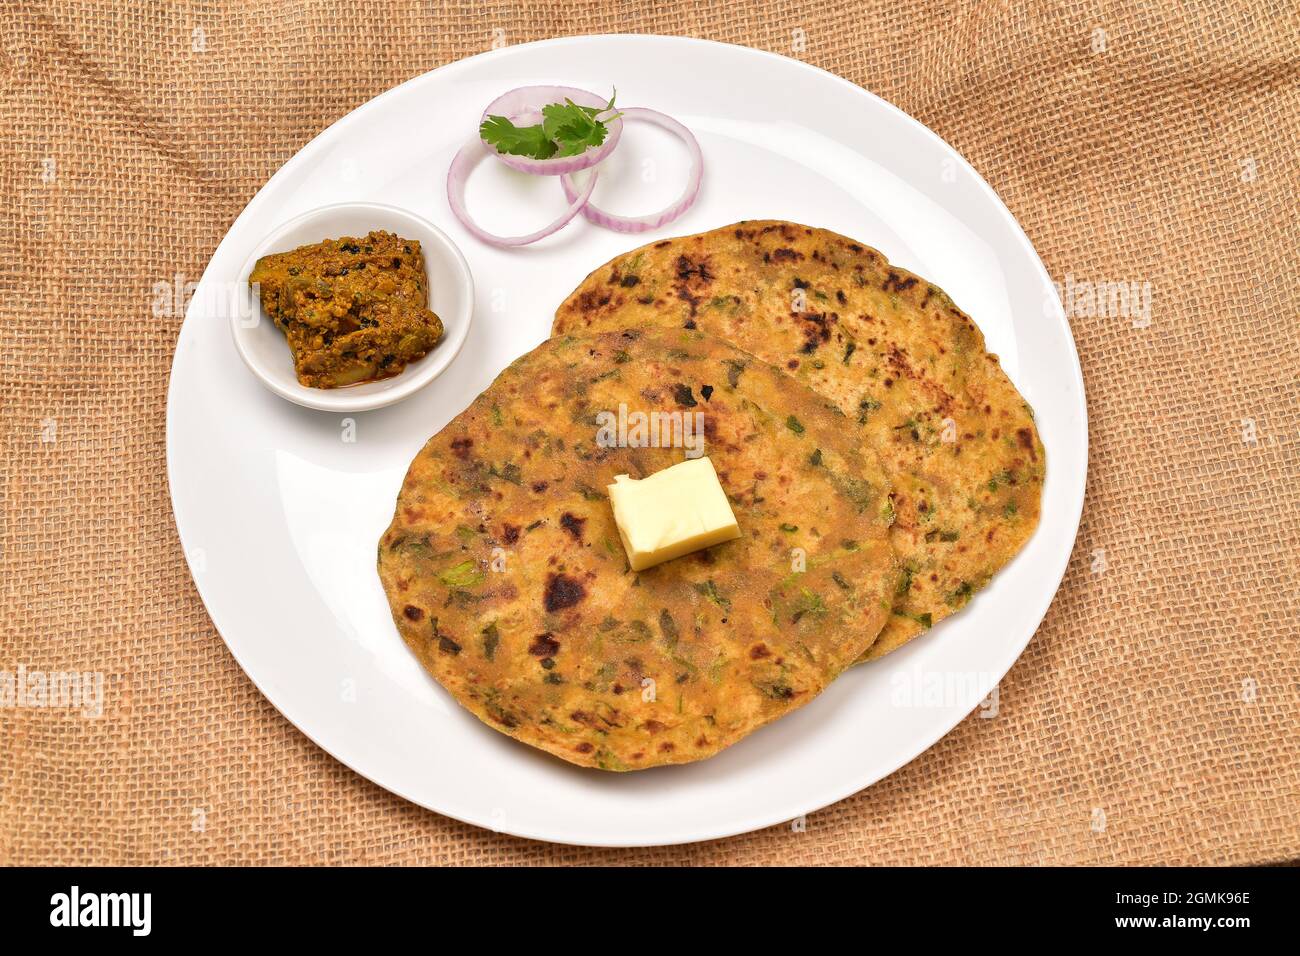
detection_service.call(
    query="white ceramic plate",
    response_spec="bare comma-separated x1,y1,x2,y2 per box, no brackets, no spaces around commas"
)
167,35,1087,847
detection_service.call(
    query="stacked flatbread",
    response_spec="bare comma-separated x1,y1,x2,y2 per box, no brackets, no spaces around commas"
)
553,222,1046,660
379,221,1044,769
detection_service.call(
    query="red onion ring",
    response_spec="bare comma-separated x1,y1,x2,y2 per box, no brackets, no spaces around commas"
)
447,137,599,247
480,85,623,177
559,107,703,234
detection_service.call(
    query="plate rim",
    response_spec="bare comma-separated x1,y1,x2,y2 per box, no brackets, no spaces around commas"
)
166,33,1089,847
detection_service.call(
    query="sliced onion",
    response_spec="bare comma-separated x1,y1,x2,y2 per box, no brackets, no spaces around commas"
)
480,85,623,177
559,107,703,234
447,137,598,247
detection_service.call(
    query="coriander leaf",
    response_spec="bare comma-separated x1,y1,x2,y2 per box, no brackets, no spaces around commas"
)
479,90,621,159
542,100,606,157
479,115,557,159
544,94,623,157
575,88,619,118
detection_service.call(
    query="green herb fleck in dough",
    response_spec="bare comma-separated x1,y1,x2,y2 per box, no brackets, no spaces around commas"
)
490,462,523,485
790,588,828,624
480,622,500,661
694,579,732,612
753,678,795,700
857,397,881,424
673,383,698,407
896,566,913,597
440,560,485,589
671,653,699,679
709,654,727,684
987,469,1013,493
575,483,605,501
594,748,629,771
394,535,434,557
658,609,679,648
723,358,747,388
945,581,974,607
828,471,875,512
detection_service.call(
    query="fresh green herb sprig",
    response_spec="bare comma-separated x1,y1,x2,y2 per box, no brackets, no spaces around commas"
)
480,90,621,159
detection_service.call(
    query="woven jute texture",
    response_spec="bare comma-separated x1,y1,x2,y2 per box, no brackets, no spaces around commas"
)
2,1,1297,865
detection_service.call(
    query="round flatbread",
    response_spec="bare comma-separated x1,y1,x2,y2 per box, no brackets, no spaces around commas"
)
553,221,1045,660
378,328,896,770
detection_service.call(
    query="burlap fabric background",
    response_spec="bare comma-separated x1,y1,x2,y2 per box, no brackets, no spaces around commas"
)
1,1,1296,865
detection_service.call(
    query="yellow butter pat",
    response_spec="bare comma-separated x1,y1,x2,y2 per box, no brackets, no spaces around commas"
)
607,457,742,572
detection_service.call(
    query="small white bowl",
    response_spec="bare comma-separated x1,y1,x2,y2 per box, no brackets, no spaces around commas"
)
231,202,473,412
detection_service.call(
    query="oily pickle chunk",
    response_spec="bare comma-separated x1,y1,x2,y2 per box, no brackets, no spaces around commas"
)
250,230,444,388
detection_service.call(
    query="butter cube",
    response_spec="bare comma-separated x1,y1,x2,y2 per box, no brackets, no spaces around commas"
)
607,457,742,571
